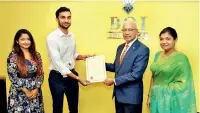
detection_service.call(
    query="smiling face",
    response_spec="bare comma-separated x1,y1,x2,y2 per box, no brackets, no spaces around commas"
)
17,33,31,50
57,11,71,29
160,32,177,52
122,21,138,44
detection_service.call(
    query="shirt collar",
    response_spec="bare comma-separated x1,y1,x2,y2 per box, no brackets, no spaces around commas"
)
126,38,137,47
57,28,72,38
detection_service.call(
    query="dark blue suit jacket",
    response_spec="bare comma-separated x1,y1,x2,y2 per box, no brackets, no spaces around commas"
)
106,40,149,104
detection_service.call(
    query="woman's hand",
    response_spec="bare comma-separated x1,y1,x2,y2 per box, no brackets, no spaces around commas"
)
29,88,39,99
22,88,34,100
146,95,150,109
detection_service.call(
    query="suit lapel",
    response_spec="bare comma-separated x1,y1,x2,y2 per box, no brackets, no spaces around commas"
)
115,44,124,71
116,40,140,72
116,44,124,66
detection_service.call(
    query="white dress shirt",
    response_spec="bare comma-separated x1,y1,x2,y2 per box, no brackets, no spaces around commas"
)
46,28,79,78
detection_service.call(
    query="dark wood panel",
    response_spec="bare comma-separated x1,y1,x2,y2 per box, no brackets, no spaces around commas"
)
0,77,7,113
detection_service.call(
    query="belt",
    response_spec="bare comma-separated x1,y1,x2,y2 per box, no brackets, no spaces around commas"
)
51,69,75,74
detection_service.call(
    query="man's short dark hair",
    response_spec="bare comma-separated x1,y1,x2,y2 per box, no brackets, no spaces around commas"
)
56,7,71,18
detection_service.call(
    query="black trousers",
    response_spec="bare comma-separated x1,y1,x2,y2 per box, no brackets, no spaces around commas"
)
115,99,142,113
48,69,79,113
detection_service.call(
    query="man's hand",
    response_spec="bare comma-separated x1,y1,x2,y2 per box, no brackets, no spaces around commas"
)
104,78,114,86
76,54,95,60
78,78,90,86
82,54,95,60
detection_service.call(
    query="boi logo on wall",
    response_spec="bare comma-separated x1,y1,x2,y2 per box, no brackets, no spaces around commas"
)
107,0,149,41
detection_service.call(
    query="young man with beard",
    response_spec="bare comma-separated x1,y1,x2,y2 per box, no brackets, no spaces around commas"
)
46,7,91,113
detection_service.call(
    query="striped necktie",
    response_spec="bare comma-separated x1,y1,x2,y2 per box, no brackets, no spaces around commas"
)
119,44,129,64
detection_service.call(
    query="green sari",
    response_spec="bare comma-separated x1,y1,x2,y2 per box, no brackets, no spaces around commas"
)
150,51,196,113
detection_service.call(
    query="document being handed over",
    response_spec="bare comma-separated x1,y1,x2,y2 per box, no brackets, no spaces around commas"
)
86,55,107,83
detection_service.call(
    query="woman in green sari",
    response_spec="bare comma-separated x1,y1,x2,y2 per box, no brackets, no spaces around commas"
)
147,27,196,113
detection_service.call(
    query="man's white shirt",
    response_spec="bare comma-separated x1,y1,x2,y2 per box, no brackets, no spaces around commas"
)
47,28,79,78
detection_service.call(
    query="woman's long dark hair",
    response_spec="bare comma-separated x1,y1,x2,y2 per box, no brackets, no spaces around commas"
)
13,29,41,77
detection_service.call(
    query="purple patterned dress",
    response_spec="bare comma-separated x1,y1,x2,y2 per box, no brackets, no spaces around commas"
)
7,51,44,113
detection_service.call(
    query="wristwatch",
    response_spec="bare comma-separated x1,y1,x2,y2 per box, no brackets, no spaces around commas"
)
76,76,79,80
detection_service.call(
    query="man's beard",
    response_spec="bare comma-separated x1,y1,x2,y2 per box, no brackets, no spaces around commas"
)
59,22,71,29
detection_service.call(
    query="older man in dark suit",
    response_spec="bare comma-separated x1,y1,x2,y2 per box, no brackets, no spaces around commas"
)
104,20,150,113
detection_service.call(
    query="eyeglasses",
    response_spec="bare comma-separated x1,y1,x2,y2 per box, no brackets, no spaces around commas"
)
121,29,137,32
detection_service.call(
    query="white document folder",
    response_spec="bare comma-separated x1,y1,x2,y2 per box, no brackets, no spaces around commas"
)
86,55,107,83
